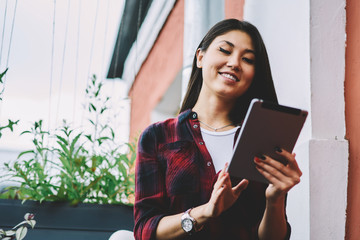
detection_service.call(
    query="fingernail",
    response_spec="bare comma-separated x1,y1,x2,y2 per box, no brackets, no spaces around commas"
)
260,155,266,160
275,147,282,153
254,157,261,163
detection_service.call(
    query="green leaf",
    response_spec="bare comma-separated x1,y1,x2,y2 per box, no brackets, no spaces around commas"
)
97,136,110,145
0,68,8,80
56,137,71,157
110,128,115,139
17,150,35,159
59,156,71,173
100,107,106,114
84,134,92,141
69,133,82,156
20,130,31,135
8,119,19,131
90,103,96,111
95,88,100,97
56,135,68,145
34,120,41,129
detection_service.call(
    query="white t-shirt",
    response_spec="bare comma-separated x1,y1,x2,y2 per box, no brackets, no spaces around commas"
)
200,126,240,173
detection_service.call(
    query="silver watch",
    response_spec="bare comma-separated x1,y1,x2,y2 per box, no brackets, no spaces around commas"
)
181,208,196,234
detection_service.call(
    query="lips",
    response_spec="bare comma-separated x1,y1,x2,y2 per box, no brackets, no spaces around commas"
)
219,72,239,82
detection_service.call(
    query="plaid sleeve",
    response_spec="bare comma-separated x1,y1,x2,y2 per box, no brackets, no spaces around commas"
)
134,125,168,240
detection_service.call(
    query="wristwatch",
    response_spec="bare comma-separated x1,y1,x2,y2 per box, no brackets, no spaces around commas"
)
181,208,201,235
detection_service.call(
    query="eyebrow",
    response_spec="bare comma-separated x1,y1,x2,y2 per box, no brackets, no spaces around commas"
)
219,40,255,54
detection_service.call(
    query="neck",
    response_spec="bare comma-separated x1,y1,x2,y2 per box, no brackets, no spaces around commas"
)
192,91,235,129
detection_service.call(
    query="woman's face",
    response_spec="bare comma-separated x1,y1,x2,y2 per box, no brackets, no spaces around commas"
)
196,30,255,100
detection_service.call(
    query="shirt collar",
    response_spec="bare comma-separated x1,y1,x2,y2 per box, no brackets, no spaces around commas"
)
178,109,197,123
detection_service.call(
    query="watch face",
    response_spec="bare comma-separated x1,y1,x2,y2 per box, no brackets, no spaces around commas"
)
182,218,193,232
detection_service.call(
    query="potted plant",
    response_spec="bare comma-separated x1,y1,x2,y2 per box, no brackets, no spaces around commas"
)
0,74,135,240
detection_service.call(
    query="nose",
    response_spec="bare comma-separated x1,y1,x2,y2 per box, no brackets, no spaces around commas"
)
226,55,241,71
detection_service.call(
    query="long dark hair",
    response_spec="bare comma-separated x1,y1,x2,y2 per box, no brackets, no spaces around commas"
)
179,19,278,124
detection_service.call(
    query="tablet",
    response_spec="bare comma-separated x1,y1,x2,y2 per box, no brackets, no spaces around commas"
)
227,99,308,184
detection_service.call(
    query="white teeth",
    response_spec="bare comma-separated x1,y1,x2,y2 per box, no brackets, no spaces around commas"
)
221,73,237,81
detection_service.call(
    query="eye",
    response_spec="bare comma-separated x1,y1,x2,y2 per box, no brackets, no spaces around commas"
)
219,47,231,55
242,57,255,64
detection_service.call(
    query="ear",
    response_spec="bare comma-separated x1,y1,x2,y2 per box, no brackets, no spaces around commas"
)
196,48,204,68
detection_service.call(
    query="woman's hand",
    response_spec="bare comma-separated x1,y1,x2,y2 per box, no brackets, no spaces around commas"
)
204,163,249,218
254,148,302,203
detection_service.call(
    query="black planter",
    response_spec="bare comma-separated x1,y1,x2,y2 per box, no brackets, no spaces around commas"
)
0,199,134,240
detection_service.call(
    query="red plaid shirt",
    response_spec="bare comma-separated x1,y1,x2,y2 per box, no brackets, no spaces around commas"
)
134,109,291,240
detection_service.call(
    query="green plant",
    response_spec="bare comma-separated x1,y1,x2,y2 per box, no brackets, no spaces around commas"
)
0,68,8,101
0,68,19,138
0,213,36,240
0,75,135,205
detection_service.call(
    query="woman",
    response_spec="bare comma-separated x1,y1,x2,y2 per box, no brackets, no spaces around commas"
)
134,19,302,240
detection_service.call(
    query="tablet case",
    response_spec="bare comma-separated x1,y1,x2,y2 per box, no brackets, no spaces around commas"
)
227,99,308,183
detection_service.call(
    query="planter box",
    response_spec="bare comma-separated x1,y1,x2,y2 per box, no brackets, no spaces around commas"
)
0,199,134,240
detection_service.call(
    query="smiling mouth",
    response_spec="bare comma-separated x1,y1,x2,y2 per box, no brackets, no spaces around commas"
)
219,72,239,82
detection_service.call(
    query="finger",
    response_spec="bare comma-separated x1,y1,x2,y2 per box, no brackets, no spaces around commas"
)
223,172,232,186
232,179,249,196
255,154,301,178
222,162,229,174
274,148,302,176
214,172,229,190
211,175,230,201
255,161,301,188
255,156,300,182
255,161,282,184
275,148,298,166
254,156,291,177
215,163,230,188
217,162,229,180
255,164,286,186
256,165,300,194
210,185,226,206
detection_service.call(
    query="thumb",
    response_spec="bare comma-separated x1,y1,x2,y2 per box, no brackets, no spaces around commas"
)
233,179,249,196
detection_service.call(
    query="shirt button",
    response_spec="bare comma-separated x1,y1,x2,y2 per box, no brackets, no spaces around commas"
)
207,162,212,167
199,142,204,145
193,124,198,129
192,113,197,119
